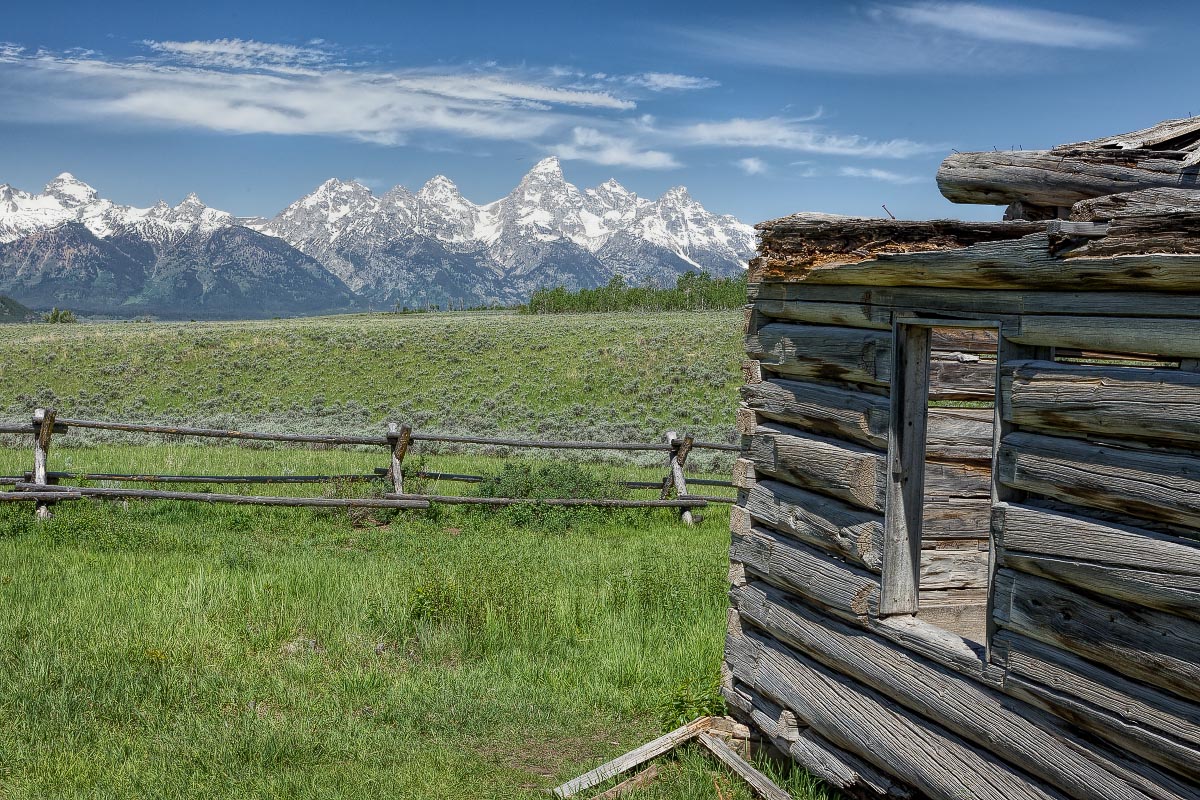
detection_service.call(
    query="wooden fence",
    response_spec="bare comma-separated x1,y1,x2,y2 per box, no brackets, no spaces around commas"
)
0,409,738,523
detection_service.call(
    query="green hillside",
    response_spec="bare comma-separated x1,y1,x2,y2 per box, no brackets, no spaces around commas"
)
0,310,744,462
0,294,34,323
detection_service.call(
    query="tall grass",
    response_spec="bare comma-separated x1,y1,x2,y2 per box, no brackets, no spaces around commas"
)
0,446,836,798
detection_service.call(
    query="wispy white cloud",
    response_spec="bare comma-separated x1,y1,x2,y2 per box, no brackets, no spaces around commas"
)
675,117,935,158
0,41,632,148
555,127,680,169
672,2,1138,75
887,3,1136,49
735,157,768,175
626,72,719,92
839,166,925,185
143,38,337,74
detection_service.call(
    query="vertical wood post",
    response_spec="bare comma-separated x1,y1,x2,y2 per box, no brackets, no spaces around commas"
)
661,431,695,526
386,423,412,494
880,324,931,616
32,407,57,520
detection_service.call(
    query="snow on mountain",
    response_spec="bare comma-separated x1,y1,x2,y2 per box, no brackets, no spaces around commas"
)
263,156,757,299
0,162,757,314
0,173,235,244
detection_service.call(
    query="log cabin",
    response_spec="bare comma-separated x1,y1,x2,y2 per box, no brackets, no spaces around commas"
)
725,118,1200,800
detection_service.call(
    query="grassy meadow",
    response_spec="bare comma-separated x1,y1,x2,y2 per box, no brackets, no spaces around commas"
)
0,311,837,798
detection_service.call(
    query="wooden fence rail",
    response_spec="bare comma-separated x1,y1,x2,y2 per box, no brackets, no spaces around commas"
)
0,409,736,522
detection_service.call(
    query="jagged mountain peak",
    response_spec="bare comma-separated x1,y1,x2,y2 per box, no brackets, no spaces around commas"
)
521,156,565,182
658,185,695,204
44,172,99,206
418,175,464,198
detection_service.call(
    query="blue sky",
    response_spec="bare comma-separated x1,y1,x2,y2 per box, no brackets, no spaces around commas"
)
0,0,1192,223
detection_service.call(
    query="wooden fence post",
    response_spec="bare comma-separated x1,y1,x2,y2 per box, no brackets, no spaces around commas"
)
661,430,696,526
32,407,57,520
386,423,412,494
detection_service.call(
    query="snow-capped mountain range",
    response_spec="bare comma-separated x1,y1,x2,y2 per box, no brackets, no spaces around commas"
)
0,159,755,317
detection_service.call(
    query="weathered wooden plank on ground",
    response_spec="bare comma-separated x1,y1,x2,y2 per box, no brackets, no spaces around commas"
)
551,717,717,797
997,432,1200,530
994,569,1200,703
1004,360,1200,447
695,733,793,800
733,580,1193,800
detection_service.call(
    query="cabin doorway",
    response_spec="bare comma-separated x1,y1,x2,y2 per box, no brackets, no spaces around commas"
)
881,320,998,647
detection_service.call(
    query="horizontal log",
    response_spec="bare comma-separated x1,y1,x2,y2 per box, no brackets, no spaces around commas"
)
1004,360,1200,447
752,216,1045,280
750,423,991,513
734,580,1190,800
1052,213,1200,261
994,569,1200,703
1003,552,1200,623
920,547,989,590
922,496,992,540
742,379,993,454
998,502,1200,576
723,679,909,796
15,483,430,508
55,417,392,445
752,282,1200,321
741,479,883,571
1010,316,1200,360
937,140,1200,207
42,471,384,485
382,493,707,508
47,416,707,452
748,423,885,511
747,322,995,399
747,322,889,388
1072,188,1200,222
752,232,1200,292
993,630,1200,779
0,490,83,502
732,526,880,619
725,627,1064,800
998,432,1200,530
0,422,68,435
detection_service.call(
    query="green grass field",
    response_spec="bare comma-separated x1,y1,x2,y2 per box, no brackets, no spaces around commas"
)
0,312,837,799
2,311,744,467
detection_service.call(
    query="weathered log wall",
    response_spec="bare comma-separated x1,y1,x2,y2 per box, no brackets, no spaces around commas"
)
729,216,1200,798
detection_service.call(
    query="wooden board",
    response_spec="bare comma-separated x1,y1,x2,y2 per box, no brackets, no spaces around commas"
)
747,321,996,399
997,432,1200,530
732,526,880,619
741,479,883,572
733,580,1193,800
1004,360,1200,447
994,569,1200,703
751,232,1200,292
725,626,1068,800
742,378,993,455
